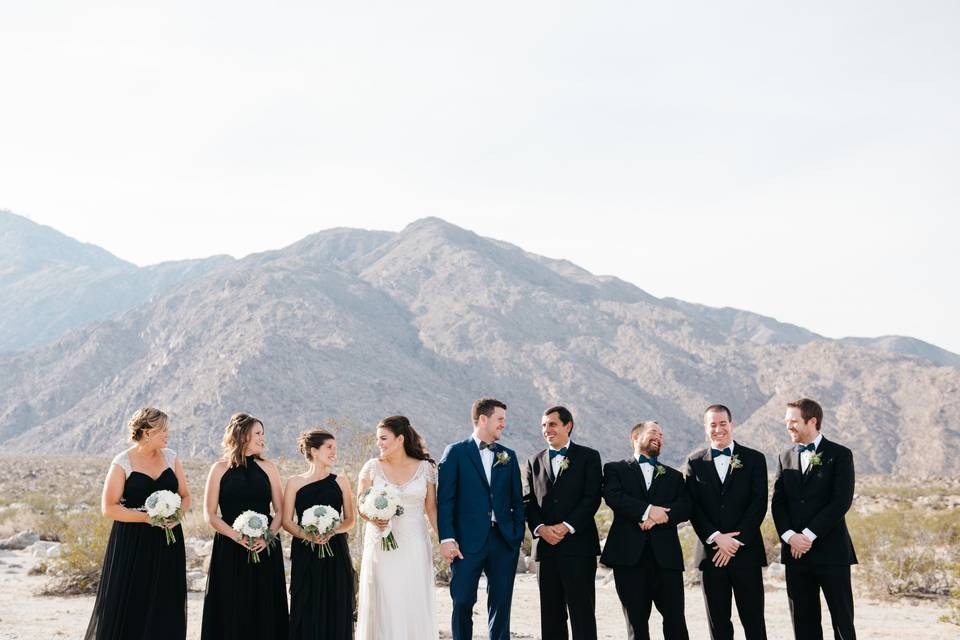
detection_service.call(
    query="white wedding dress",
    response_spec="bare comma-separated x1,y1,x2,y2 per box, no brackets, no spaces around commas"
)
356,458,439,640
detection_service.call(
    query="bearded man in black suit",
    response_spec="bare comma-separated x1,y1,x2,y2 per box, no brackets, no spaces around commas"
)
523,406,602,640
771,398,857,640
601,421,691,640
684,404,768,640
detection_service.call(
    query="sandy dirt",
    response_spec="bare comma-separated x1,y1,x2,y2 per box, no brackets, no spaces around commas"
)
1,549,954,639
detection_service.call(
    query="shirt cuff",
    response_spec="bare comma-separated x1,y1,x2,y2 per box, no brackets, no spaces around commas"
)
562,521,575,534
642,505,651,522
802,527,817,542
440,538,457,545
706,531,721,544
781,529,796,543
533,525,543,538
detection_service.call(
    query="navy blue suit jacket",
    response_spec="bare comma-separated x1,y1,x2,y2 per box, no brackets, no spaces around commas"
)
437,437,525,554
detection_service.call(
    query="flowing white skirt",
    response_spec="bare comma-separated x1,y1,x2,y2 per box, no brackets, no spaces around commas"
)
355,515,438,640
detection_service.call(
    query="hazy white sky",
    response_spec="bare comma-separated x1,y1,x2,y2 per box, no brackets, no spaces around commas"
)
2,2,958,353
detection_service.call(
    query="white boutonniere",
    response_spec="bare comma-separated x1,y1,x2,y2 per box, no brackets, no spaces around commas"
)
729,454,743,473
557,457,570,475
807,452,822,469
654,464,666,478
494,451,510,467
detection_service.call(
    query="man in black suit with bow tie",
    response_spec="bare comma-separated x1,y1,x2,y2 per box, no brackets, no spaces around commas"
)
684,404,768,640
771,398,857,640
601,421,691,640
523,406,602,640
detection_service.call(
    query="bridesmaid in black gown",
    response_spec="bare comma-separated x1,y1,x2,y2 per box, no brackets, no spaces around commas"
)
85,407,190,640
200,413,288,640
282,429,356,640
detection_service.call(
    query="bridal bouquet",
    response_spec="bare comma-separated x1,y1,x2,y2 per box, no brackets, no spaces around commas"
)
299,504,341,558
143,489,182,545
231,510,278,563
359,486,405,551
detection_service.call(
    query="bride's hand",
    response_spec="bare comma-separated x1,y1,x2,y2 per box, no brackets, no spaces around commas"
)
372,518,390,531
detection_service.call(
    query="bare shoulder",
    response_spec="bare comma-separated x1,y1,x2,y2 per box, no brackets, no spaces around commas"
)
255,458,280,475
208,460,229,478
335,473,352,491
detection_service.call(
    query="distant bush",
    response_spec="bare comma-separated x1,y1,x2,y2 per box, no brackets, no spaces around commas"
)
847,506,960,597
42,508,113,595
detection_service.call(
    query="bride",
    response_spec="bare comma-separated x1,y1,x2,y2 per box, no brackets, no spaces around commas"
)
356,416,439,640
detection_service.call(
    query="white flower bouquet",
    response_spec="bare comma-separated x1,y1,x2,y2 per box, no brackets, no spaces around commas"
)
299,504,341,558
358,486,405,551
231,510,278,563
143,489,182,545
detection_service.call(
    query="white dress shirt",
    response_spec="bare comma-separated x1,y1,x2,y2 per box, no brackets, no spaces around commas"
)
637,456,656,522
705,441,735,544
781,433,823,544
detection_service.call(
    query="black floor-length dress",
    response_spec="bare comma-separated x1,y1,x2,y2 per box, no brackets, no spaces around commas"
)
200,456,289,640
84,461,187,639
289,474,355,639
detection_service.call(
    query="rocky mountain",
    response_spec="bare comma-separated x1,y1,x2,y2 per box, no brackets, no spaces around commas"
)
0,211,233,352
1,215,958,474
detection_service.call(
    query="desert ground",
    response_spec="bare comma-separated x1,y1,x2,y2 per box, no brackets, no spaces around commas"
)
0,546,955,639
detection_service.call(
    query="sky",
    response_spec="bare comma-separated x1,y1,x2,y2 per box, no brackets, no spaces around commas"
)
2,1,958,353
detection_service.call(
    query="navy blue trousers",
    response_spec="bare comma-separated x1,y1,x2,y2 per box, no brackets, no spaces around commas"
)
449,526,520,640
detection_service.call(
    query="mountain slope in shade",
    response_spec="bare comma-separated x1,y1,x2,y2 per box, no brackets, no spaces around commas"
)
1,216,958,475
0,211,233,352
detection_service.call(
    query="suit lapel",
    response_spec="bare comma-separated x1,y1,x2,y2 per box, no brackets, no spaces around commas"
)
802,437,828,483
538,449,554,493
628,459,649,498
466,439,491,489
701,449,723,494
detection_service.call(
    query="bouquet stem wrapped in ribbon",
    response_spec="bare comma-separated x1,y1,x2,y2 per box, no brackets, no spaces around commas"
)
143,490,183,545
232,510,279,563
358,486,404,551
299,504,342,558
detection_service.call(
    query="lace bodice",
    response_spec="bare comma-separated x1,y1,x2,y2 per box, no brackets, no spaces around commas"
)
359,458,436,516
111,448,177,477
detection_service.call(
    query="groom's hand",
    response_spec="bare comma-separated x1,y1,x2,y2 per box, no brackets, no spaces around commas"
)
441,540,463,564
538,526,562,545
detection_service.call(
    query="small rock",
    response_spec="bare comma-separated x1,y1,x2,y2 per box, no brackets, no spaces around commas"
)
26,541,61,559
0,530,39,550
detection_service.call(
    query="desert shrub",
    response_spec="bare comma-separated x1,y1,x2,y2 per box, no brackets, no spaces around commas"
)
941,563,960,625
42,508,113,595
847,506,960,597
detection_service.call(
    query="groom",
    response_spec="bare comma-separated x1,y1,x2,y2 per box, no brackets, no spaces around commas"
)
438,398,525,640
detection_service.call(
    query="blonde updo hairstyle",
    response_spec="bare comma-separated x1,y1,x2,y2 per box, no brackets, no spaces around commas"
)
297,429,335,461
222,412,264,468
128,407,169,442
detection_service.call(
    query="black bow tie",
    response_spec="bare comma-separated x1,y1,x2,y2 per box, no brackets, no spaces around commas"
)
798,443,816,453
637,455,657,465
711,447,731,457
478,441,493,450
549,447,568,459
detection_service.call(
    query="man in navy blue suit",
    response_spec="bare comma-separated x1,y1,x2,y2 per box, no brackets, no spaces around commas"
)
438,398,526,640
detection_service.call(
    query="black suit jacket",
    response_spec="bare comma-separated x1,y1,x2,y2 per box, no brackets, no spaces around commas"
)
523,442,602,560
600,459,690,570
684,442,768,570
771,436,858,566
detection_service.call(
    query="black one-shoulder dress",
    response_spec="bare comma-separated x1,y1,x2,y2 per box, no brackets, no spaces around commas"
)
289,474,354,639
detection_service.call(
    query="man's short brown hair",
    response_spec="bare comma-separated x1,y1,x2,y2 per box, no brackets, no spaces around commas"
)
630,420,659,438
787,398,823,431
472,398,507,424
